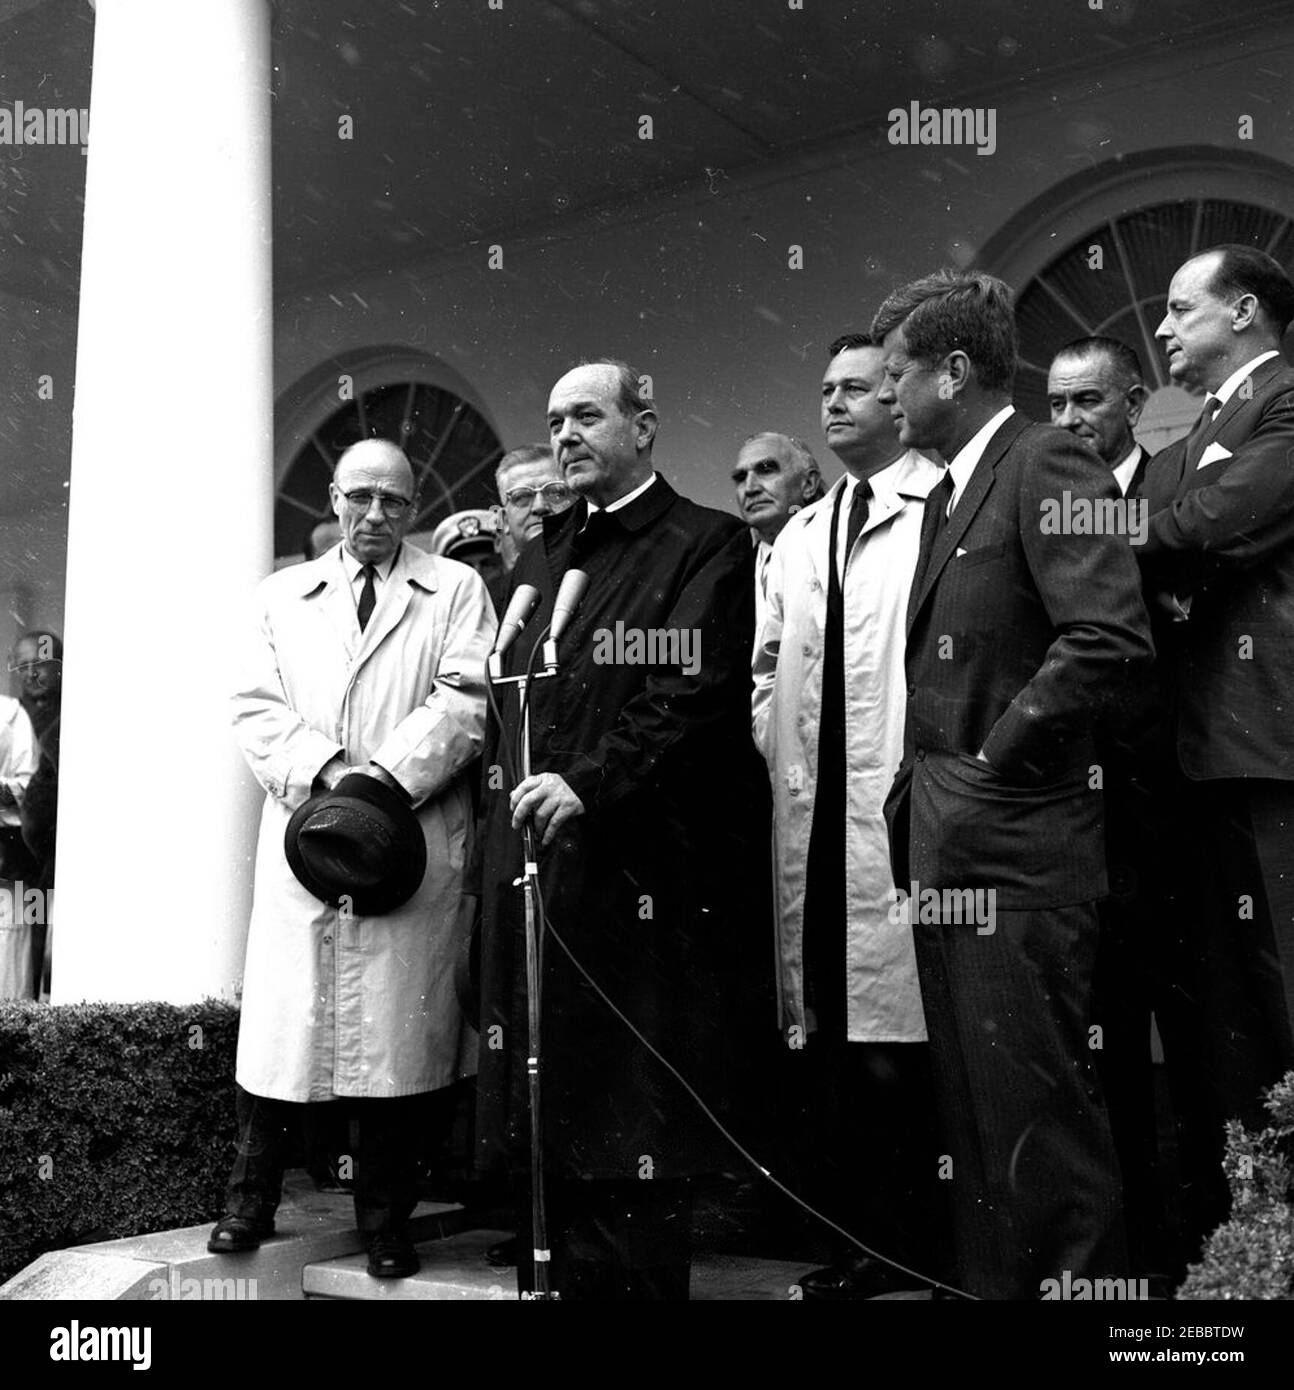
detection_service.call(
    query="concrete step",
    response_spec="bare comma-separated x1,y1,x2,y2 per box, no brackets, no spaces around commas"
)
302,1232,907,1301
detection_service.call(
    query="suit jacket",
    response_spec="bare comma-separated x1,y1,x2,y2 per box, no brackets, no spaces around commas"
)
888,413,1154,910
1125,443,1153,500
1138,356,1294,780
475,475,770,1180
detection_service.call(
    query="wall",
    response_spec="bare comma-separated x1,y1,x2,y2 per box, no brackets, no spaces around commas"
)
273,26,1294,514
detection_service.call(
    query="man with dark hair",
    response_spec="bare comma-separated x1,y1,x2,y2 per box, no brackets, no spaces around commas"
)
753,331,943,1299
873,269,1154,1299
474,358,768,1299
1138,244,1294,1250
1047,334,1181,1285
1048,337,1152,495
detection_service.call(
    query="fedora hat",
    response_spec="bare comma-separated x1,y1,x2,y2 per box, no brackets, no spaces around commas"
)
285,772,425,917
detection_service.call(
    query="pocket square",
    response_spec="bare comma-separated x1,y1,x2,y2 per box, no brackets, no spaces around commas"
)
1197,441,1233,470
956,547,968,557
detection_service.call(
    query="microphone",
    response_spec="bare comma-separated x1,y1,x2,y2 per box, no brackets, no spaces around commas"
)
489,583,540,679
549,569,590,644
544,568,590,669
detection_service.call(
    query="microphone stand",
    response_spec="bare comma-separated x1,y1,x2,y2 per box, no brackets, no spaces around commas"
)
488,638,560,1300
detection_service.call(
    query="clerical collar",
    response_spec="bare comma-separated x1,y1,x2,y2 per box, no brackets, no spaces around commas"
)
586,471,659,515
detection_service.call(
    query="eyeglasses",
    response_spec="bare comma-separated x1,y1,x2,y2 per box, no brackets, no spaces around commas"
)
340,489,413,517
7,659,60,676
503,482,574,510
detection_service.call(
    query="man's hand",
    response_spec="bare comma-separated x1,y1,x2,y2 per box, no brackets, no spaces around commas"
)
0,785,16,808
314,754,349,793
509,772,585,846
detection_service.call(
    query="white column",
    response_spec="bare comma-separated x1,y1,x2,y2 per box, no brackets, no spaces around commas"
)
55,1,274,1003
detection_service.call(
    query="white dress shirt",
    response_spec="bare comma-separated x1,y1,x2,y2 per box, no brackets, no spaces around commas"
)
1111,443,1142,498
945,405,1015,514
341,545,399,616
585,471,659,516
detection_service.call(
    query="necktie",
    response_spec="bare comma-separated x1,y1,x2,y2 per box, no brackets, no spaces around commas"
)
934,470,956,527
842,480,872,575
1182,395,1221,473
357,563,377,631
912,471,956,597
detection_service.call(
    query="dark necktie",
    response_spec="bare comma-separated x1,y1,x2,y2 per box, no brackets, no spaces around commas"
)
357,563,377,632
912,471,956,599
842,480,872,580
1181,395,1221,475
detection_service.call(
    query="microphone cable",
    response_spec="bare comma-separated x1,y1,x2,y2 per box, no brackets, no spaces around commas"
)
482,608,974,1299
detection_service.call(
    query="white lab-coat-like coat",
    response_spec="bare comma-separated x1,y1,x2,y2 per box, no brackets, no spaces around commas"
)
231,542,495,1101
752,451,940,1042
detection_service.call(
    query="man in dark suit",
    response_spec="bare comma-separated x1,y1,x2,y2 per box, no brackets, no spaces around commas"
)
474,358,769,1299
872,270,1155,1299
1046,336,1184,1284
1047,337,1152,498
1138,243,1294,1242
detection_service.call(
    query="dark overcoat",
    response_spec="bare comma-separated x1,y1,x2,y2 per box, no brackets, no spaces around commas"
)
474,475,770,1182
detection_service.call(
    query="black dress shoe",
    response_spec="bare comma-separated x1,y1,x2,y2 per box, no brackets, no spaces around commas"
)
366,1231,420,1279
798,1256,918,1301
485,1236,518,1268
207,1214,275,1254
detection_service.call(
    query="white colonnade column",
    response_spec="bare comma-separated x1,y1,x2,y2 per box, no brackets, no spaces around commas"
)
55,0,274,1002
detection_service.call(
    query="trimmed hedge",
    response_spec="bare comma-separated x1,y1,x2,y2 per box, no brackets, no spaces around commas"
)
1177,1071,1294,1300
0,999,239,1284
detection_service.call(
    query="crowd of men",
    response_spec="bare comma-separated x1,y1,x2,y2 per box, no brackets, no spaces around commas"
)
209,241,1294,1301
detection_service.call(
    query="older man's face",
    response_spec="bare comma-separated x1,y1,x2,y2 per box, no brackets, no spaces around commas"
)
1156,251,1238,393
547,364,649,507
1047,353,1142,467
330,442,417,566
498,456,574,548
732,438,813,539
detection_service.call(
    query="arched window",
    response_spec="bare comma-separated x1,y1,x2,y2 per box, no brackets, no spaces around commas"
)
979,150,1294,453
273,348,504,559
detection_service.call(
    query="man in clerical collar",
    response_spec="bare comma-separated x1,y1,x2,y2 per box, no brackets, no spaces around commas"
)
474,358,770,1300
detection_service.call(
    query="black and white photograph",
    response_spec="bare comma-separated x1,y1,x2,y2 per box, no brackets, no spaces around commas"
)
1,0,1292,1366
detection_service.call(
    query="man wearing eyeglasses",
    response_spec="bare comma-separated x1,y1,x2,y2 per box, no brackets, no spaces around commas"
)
494,443,576,574
216,437,496,1279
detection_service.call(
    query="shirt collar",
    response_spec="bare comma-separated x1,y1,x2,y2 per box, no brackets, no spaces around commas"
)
948,405,1015,497
1111,442,1142,497
341,545,400,584
1212,350,1280,406
586,471,658,515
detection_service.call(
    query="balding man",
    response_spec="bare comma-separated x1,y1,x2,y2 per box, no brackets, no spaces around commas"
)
1048,337,1153,496
475,359,769,1300
212,439,495,1278
1139,244,1294,1253
732,432,825,628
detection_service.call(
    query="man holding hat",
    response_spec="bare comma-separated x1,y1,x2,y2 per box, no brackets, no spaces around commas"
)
212,437,495,1278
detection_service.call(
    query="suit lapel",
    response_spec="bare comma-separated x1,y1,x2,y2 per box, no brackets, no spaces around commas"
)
909,414,1024,628
1180,357,1285,483
352,548,414,677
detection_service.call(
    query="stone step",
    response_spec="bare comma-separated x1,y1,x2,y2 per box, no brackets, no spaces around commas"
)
302,1231,861,1301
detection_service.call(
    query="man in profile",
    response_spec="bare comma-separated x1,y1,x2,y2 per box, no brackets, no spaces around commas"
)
1139,244,1294,1250
874,270,1154,1299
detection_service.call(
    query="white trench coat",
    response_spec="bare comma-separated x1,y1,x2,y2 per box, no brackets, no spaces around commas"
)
753,452,941,1043
231,543,494,1101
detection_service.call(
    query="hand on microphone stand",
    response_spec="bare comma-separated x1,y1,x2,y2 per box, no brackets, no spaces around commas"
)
510,772,585,846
